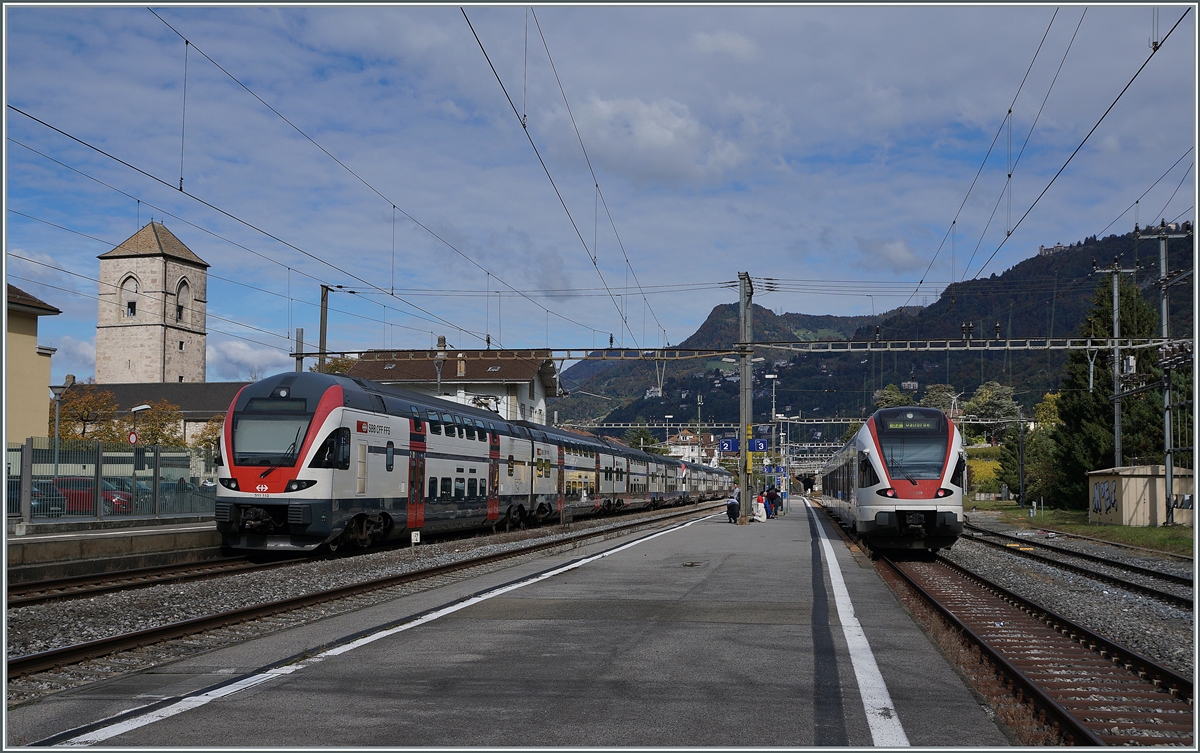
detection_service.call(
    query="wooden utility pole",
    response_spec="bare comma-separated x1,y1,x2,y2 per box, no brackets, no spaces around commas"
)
319,284,330,374
738,271,753,525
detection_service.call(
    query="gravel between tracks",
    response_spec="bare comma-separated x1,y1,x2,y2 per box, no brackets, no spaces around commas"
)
948,514,1194,676
6,508,704,659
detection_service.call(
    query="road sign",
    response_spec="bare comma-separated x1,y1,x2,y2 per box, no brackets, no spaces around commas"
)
719,438,738,452
127,430,139,445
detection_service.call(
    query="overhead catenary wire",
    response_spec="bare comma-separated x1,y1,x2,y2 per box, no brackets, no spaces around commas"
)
900,7,1062,309
968,6,1192,281
461,7,643,352
529,8,667,342
146,8,603,348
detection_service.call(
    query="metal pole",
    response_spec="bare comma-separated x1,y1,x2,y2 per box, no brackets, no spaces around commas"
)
738,271,753,525
1112,263,1122,467
1018,411,1026,508
1161,234,1173,524
319,285,330,374
53,397,61,480
295,327,305,372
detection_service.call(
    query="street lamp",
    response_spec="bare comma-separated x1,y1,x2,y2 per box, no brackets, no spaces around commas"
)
433,335,448,396
49,375,75,480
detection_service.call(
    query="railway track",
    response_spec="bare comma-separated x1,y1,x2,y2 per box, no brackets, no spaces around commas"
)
879,554,1193,746
6,557,307,607
961,526,1193,610
6,503,720,681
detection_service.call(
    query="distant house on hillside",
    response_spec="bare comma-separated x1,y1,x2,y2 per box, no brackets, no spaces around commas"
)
1038,242,1068,257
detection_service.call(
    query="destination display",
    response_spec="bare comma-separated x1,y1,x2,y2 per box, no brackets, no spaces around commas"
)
883,419,936,430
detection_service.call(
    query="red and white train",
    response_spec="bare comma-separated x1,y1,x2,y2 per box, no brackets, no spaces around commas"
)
819,406,964,552
215,372,735,552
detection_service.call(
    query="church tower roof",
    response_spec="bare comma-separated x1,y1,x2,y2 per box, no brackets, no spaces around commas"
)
98,221,209,268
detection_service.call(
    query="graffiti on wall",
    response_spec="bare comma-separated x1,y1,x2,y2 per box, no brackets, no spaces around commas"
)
1092,480,1118,514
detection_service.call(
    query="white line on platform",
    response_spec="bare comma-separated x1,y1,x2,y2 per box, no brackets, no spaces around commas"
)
57,514,718,747
804,497,910,747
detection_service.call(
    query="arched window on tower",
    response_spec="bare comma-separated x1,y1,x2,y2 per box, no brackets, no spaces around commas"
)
121,276,139,318
176,279,191,325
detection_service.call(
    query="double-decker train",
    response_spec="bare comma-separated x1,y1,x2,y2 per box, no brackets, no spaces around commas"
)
215,372,735,552
819,406,964,552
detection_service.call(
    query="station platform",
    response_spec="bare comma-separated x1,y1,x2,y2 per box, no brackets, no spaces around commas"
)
10,500,1012,747
4,516,222,583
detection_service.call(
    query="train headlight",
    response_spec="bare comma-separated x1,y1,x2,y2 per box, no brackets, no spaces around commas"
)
219,478,239,491
935,488,953,498
285,479,317,492
875,487,897,498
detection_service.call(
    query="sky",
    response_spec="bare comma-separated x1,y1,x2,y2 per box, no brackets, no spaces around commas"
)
4,4,1196,386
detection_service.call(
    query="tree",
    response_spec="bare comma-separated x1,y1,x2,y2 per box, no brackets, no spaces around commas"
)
623,424,667,455
51,380,122,442
873,384,914,409
962,381,1020,445
840,420,864,443
191,414,225,452
918,384,958,412
128,399,184,446
309,355,358,375
1050,274,1162,508
998,392,1060,506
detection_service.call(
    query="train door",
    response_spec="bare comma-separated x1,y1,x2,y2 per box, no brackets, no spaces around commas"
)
487,424,500,521
355,440,368,496
556,445,566,520
408,416,426,529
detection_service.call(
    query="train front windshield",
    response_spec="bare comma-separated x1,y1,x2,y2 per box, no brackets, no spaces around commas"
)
875,409,948,482
232,398,312,466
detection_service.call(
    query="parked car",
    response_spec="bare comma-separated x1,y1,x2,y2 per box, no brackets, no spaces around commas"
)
49,477,133,515
104,477,154,506
159,478,213,511
6,479,67,518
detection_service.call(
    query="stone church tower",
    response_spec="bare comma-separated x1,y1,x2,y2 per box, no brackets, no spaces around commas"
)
95,221,209,383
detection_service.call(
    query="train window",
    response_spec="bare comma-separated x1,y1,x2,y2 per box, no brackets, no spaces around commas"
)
427,477,437,500
427,410,441,435
475,419,488,441
858,452,878,487
443,413,457,437
952,456,965,487
463,421,476,441
310,427,351,470
507,455,515,476
386,441,395,472
440,477,452,499
467,478,477,497
454,477,465,499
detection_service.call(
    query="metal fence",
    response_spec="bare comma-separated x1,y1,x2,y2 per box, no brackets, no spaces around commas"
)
6,437,217,522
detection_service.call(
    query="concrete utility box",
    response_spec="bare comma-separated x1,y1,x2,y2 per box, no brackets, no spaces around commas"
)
1087,466,1194,527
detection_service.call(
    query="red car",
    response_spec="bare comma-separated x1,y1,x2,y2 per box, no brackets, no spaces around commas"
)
50,477,133,515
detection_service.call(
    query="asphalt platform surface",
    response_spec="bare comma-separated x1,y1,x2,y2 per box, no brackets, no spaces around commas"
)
10,501,1011,747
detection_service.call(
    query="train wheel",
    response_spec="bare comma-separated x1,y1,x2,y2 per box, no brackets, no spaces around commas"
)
351,517,372,548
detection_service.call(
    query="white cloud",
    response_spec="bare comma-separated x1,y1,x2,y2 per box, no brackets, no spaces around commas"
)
856,238,922,274
551,96,746,185
44,335,96,382
207,340,294,382
692,31,759,61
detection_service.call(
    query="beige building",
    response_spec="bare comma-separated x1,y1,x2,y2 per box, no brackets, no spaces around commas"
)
95,222,208,384
6,285,61,441
1088,466,1194,527
346,343,560,423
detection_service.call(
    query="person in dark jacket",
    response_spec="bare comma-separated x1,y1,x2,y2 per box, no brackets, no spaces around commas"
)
765,487,781,519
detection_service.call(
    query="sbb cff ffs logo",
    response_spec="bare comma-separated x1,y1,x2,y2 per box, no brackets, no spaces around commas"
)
256,484,268,492
357,420,369,433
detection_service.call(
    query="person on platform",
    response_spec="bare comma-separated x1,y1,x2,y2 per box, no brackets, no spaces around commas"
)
765,487,780,519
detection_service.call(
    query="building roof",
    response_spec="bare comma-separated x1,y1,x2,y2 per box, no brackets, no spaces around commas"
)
97,221,209,268
7,284,61,316
88,381,249,420
347,349,559,390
